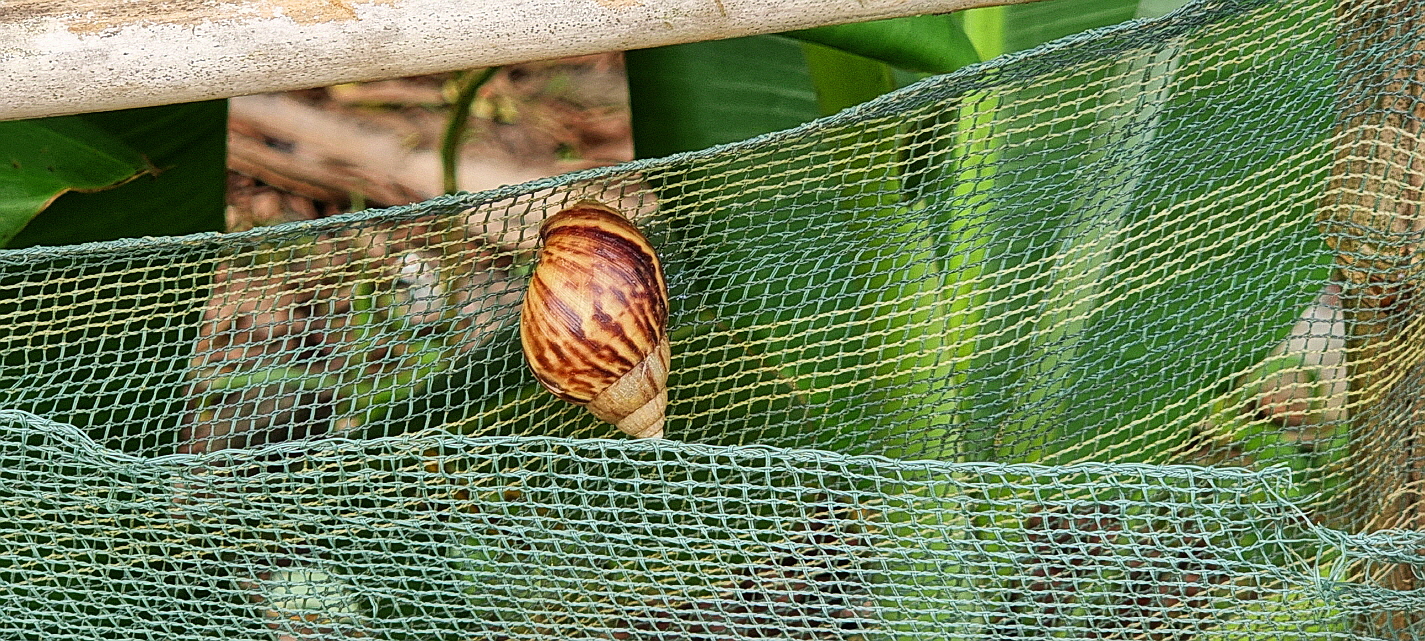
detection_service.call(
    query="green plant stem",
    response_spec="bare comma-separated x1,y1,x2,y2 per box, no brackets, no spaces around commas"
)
441,67,500,195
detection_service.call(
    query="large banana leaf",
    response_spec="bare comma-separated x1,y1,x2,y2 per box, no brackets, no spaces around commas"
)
0,101,227,453
787,14,979,74
961,0,1149,58
625,36,821,158
7,101,227,248
625,25,981,458
955,0,1335,466
0,117,151,246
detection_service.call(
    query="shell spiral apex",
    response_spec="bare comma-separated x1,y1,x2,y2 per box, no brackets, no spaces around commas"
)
519,200,670,439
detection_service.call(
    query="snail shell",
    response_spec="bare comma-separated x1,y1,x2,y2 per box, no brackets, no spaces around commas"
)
519,200,670,438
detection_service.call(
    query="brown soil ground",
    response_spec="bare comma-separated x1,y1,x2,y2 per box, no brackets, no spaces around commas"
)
225,53,632,231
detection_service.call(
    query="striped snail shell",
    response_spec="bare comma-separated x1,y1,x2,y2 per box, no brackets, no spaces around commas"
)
519,200,670,439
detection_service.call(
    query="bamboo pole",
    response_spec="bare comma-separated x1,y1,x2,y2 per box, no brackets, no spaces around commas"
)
0,0,1033,121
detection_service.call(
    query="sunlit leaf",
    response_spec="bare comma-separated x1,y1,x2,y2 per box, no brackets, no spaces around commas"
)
787,14,979,74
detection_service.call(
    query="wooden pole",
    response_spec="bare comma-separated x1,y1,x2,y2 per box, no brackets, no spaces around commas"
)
0,0,1033,121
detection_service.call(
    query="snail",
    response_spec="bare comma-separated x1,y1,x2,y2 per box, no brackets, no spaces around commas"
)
519,200,670,438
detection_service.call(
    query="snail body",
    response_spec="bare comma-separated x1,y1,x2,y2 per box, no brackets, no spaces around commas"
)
519,200,669,438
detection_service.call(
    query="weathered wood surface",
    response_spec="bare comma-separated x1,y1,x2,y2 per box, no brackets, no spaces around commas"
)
0,0,1024,121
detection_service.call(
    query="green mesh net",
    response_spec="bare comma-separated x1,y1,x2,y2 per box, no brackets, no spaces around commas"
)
2,0,1424,637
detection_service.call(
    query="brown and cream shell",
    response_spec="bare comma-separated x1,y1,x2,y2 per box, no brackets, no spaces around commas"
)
519,200,670,438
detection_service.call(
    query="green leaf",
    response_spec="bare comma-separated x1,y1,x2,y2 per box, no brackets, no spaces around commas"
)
959,3,1336,465
6,100,228,249
786,14,980,74
802,43,898,116
628,33,966,458
626,35,821,158
0,101,227,453
963,0,1146,57
625,31,931,157
0,117,151,246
